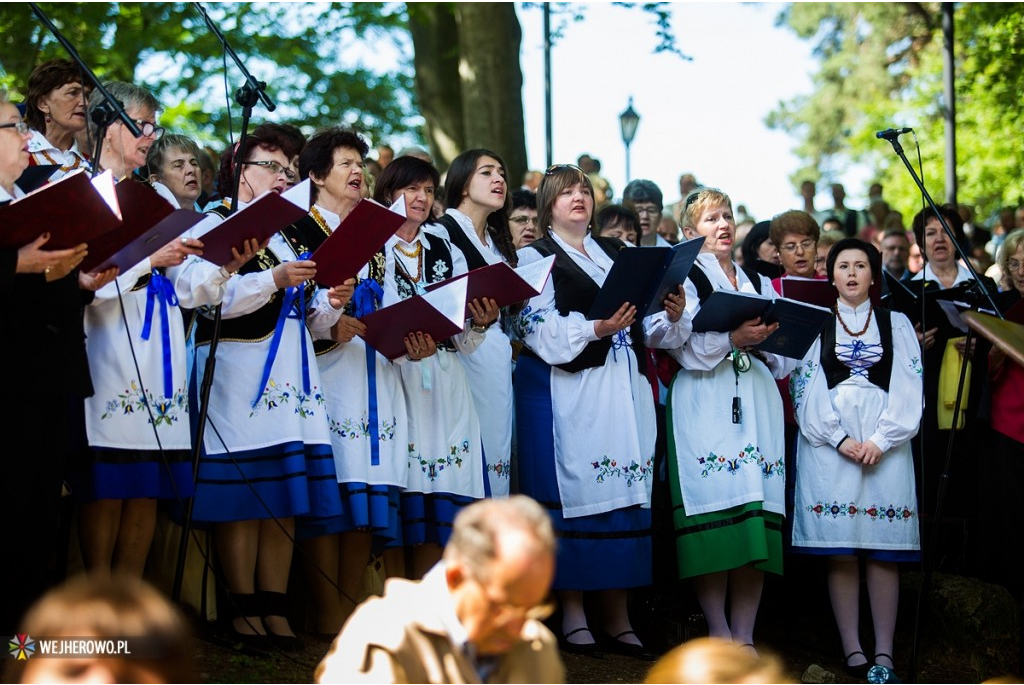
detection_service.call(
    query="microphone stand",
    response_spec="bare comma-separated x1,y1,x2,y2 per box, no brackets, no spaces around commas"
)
879,132,1004,683
29,3,143,176
171,2,277,604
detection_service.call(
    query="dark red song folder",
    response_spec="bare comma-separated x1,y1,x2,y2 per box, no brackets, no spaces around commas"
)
359,277,469,360
198,180,311,266
80,180,204,273
425,255,555,318
0,170,122,250
311,198,406,286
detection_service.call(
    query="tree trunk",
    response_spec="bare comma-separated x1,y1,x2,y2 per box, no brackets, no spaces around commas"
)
408,3,465,168
454,3,527,184
407,2,527,183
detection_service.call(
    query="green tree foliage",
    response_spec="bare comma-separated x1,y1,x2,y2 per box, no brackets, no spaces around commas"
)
0,3,416,149
768,2,1024,221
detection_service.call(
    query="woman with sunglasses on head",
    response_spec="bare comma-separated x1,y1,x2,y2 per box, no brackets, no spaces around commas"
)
23,58,91,183
430,148,513,497
373,155,495,580
790,239,922,681
184,125,348,649
76,83,261,583
663,188,796,657
513,164,686,658
285,127,405,636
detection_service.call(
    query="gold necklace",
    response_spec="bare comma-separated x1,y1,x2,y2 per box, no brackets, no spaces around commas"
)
834,301,874,337
309,205,331,237
393,241,423,282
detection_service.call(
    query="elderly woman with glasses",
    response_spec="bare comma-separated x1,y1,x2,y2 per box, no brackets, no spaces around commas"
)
512,164,686,657
182,124,348,649
75,83,250,581
23,58,91,182
661,188,795,656
1,88,116,632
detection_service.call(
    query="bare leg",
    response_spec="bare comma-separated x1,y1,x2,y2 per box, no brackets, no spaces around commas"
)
338,531,373,626
300,534,343,635
598,588,642,645
828,555,867,666
216,520,263,635
410,543,442,580
728,565,765,649
257,517,295,637
382,547,406,579
866,560,899,669
112,498,157,578
560,590,595,644
692,571,731,640
78,499,123,577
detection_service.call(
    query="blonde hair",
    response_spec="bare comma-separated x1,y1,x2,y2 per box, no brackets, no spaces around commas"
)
645,638,791,684
997,228,1024,282
680,188,732,229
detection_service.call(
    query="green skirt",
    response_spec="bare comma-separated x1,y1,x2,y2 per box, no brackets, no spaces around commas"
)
667,389,784,579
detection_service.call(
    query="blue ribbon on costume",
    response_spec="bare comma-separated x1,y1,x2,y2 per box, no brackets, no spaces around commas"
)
141,271,179,399
611,328,636,390
252,254,312,408
352,279,384,466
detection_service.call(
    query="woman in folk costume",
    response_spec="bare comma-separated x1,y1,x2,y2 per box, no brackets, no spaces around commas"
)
288,127,409,635
429,148,517,496
513,164,677,657
664,188,795,655
791,238,921,681
372,155,497,579
186,125,349,648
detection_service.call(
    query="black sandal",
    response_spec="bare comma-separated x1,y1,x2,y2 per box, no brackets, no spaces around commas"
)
601,630,656,661
259,590,304,652
843,650,870,679
559,627,604,658
226,593,266,649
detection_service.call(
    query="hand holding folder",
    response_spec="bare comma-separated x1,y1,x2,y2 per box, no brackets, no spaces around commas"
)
0,170,122,250
358,277,470,360
425,254,556,318
197,180,311,266
587,236,705,320
692,289,832,359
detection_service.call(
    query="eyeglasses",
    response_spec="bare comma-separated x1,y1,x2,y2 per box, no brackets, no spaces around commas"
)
509,215,538,226
121,119,165,139
545,163,585,175
1007,259,1023,273
633,205,662,217
472,575,555,623
0,121,30,135
779,238,816,254
243,159,297,182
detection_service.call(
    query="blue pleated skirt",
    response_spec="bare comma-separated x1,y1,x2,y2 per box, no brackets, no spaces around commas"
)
400,491,476,547
75,447,194,502
297,482,403,543
191,441,341,523
514,352,652,591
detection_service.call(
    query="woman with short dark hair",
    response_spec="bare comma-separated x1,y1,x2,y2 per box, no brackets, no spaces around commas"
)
373,155,495,579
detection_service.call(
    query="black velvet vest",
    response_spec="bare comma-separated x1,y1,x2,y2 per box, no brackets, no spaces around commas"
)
525,235,647,373
430,214,489,271
820,306,893,391
687,261,764,303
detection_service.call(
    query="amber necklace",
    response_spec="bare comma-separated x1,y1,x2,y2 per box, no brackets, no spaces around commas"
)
309,205,332,237
834,300,874,337
393,240,423,282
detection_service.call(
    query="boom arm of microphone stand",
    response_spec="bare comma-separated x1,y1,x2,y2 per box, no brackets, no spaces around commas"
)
879,137,1004,320
193,2,277,114
29,2,143,144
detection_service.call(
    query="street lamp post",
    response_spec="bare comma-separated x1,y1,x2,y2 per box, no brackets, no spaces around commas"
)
619,98,640,183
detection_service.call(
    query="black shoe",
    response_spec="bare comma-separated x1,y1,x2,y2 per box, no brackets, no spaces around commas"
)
843,650,871,679
259,591,304,653
600,630,656,661
559,627,604,657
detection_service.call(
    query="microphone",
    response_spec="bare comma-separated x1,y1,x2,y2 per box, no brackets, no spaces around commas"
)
876,127,913,140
